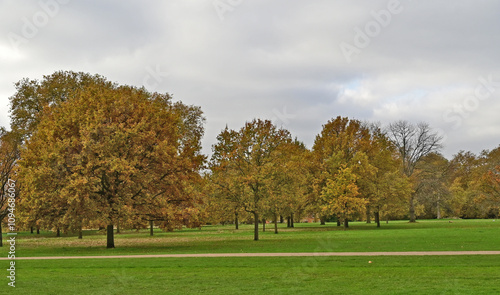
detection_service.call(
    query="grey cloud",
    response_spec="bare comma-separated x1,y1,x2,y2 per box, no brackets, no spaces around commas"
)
1,0,499,158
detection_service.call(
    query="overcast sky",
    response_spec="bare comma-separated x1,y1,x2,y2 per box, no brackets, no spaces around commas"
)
1,0,499,159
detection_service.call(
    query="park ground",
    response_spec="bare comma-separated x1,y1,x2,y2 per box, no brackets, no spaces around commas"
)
1,219,500,294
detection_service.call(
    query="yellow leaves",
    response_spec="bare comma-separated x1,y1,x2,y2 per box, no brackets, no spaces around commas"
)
320,165,367,220
312,116,414,221
16,72,205,234
209,119,304,222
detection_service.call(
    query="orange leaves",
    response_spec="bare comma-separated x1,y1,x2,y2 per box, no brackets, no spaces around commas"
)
16,71,205,239
484,166,500,189
480,165,500,203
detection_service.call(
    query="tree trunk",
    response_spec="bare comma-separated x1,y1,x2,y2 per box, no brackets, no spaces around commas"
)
320,216,326,225
287,216,291,228
344,218,349,229
235,212,239,230
386,216,389,224
0,223,3,247
280,215,284,224
262,218,266,232
366,206,371,224
116,220,120,234
107,224,115,248
37,227,40,234
31,227,34,234
409,194,416,222
436,195,441,219
337,219,341,227
78,227,83,239
150,220,154,236
56,227,60,237
375,210,381,228
274,214,278,234
253,212,259,241
290,213,295,228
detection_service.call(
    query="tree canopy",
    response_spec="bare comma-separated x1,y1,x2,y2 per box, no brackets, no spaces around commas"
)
15,71,205,248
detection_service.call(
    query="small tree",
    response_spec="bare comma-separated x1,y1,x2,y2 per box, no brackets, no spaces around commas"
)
321,165,366,228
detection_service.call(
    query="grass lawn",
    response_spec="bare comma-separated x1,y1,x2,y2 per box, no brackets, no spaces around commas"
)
6,255,500,294
1,219,499,257
1,219,499,294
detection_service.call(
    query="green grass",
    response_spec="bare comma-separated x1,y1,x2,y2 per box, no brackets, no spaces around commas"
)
2,219,499,257
1,219,499,294
6,255,500,294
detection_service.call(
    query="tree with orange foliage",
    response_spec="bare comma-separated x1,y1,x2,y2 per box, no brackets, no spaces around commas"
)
16,71,204,248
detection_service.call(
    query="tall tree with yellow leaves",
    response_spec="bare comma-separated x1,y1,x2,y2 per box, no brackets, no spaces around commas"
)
17,72,204,248
321,165,366,229
266,139,310,233
312,117,375,226
210,119,292,241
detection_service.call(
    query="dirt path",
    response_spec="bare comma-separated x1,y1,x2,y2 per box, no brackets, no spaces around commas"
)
2,251,500,260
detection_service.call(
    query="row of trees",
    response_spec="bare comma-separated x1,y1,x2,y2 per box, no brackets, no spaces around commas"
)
414,149,500,220
205,117,437,240
205,116,499,240
0,71,499,246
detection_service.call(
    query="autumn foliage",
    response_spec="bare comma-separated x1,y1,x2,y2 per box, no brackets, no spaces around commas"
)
13,71,204,248
0,71,498,247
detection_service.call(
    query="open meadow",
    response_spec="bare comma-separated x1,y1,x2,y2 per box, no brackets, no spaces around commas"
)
1,219,500,294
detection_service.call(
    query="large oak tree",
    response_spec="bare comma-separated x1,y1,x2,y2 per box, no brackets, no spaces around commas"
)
16,71,204,248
